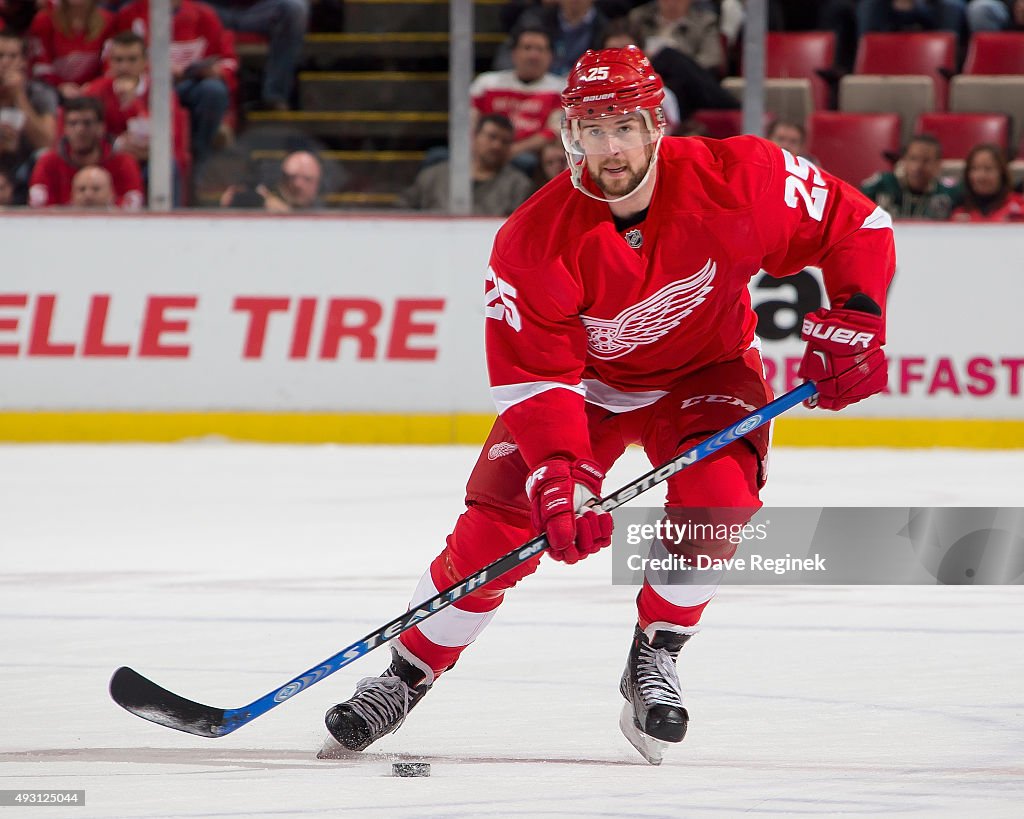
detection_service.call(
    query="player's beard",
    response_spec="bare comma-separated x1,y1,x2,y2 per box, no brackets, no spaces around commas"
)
589,148,653,199
595,165,645,197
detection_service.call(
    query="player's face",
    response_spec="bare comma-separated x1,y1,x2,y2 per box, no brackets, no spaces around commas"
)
578,114,655,198
967,150,1002,197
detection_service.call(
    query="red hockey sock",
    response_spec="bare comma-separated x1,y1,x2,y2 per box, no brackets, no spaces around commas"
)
636,583,712,630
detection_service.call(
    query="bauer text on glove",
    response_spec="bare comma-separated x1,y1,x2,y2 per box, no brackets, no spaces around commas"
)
797,294,887,411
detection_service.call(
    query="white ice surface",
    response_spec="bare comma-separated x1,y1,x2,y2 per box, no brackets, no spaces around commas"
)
1,445,1023,818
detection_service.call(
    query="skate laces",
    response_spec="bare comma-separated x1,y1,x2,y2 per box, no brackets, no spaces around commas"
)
636,642,683,708
346,675,410,737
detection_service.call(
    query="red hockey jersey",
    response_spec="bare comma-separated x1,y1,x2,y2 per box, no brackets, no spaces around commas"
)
28,9,116,87
469,70,564,143
114,0,237,91
28,138,144,209
485,135,896,468
81,74,191,172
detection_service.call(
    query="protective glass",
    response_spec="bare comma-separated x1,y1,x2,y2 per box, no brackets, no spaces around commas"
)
562,113,660,158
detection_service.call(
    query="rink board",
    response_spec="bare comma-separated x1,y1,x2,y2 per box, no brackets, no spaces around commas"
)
1,214,1021,446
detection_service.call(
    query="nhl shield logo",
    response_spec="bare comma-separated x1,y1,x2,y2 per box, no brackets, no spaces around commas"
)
624,229,643,249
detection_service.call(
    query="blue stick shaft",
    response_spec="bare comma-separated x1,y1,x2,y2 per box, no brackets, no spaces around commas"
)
212,381,815,734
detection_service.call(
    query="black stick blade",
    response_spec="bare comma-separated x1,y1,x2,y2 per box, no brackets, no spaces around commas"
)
110,667,228,738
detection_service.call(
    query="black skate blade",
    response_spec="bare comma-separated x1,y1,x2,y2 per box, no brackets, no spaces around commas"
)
317,734,363,760
110,667,228,738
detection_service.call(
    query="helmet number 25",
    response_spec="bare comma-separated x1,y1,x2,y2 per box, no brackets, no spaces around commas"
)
581,66,610,82
781,148,827,222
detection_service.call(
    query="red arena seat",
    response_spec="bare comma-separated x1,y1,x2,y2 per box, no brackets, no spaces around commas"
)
854,32,957,109
765,31,836,111
914,112,1009,158
690,109,771,140
963,32,1024,75
808,111,901,186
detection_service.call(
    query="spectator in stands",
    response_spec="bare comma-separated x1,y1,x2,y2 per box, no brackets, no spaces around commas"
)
220,148,323,210
766,118,817,163
470,26,565,173
857,1,967,38
0,30,58,194
399,113,534,215
115,0,237,169
717,1,787,50
818,0,860,73
0,162,14,205
533,135,567,188
861,133,958,219
628,0,725,75
600,18,729,127
820,0,967,70
27,0,116,100
966,0,1024,31
70,163,115,207
1,1,31,33
28,95,143,208
82,31,190,203
204,0,308,110
952,142,1024,220
496,0,609,76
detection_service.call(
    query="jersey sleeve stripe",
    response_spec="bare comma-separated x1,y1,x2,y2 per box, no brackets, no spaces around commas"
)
490,381,586,415
581,379,669,413
860,206,893,231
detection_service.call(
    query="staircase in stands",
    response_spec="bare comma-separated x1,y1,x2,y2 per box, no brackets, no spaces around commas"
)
233,0,504,209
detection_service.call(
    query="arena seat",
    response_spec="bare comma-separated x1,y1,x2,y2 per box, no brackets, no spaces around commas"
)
839,75,935,144
914,112,1009,158
726,31,835,116
854,32,957,109
765,31,836,111
721,77,814,126
949,75,1024,157
689,109,770,139
963,32,1024,75
808,111,901,186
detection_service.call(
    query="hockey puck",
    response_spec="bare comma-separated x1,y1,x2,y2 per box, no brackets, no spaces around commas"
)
392,762,430,778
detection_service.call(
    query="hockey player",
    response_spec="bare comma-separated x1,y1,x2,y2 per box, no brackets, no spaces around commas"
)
323,47,894,764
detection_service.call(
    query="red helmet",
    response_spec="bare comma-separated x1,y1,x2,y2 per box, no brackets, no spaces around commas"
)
561,46,665,121
559,47,667,202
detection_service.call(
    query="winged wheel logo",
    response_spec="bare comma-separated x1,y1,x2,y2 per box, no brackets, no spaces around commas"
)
581,259,716,359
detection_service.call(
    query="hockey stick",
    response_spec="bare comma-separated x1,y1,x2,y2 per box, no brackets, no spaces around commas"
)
109,380,817,737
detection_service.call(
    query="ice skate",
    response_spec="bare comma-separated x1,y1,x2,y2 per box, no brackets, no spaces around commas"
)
320,645,433,757
619,622,694,765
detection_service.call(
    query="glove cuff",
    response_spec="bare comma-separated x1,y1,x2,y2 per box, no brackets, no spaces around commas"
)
801,307,884,353
570,459,605,497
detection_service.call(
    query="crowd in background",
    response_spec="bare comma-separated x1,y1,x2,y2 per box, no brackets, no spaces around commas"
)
0,0,305,208
0,0,1023,220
